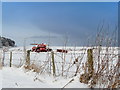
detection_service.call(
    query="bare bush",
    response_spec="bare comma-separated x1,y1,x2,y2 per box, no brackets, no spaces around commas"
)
81,25,119,88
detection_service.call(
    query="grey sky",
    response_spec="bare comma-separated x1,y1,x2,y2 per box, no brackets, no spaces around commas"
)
2,2,118,46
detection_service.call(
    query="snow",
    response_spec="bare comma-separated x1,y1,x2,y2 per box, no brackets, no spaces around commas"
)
0,46,118,88
2,67,88,88
0,70,2,89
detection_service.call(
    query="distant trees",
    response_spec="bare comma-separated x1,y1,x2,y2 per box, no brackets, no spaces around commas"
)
0,36,15,47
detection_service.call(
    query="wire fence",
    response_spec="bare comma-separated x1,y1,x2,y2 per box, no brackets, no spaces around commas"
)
0,47,118,77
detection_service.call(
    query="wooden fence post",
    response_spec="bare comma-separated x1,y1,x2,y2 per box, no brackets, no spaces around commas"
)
79,49,94,84
0,52,2,69
26,50,30,66
2,51,5,66
10,52,12,67
51,51,55,76
87,49,94,77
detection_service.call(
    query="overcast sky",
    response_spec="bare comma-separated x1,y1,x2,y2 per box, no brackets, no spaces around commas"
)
0,2,2,36
2,2,118,46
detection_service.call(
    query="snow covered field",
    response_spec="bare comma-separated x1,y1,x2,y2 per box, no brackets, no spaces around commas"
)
0,46,119,88
2,67,88,88
0,70,1,89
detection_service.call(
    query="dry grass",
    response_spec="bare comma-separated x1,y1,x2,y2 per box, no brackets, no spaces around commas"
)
92,27,119,88
80,25,119,88
24,63,41,73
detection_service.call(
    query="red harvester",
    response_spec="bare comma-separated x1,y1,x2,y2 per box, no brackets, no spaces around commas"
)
57,49,68,53
31,43,52,52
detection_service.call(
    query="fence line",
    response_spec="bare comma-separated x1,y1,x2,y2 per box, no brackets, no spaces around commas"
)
1,48,118,77
3,52,118,55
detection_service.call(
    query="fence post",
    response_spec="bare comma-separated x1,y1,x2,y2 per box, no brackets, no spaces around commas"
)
87,49,94,77
26,50,30,66
51,51,55,76
0,52,2,69
2,51,5,66
10,52,12,67
79,49,94,84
